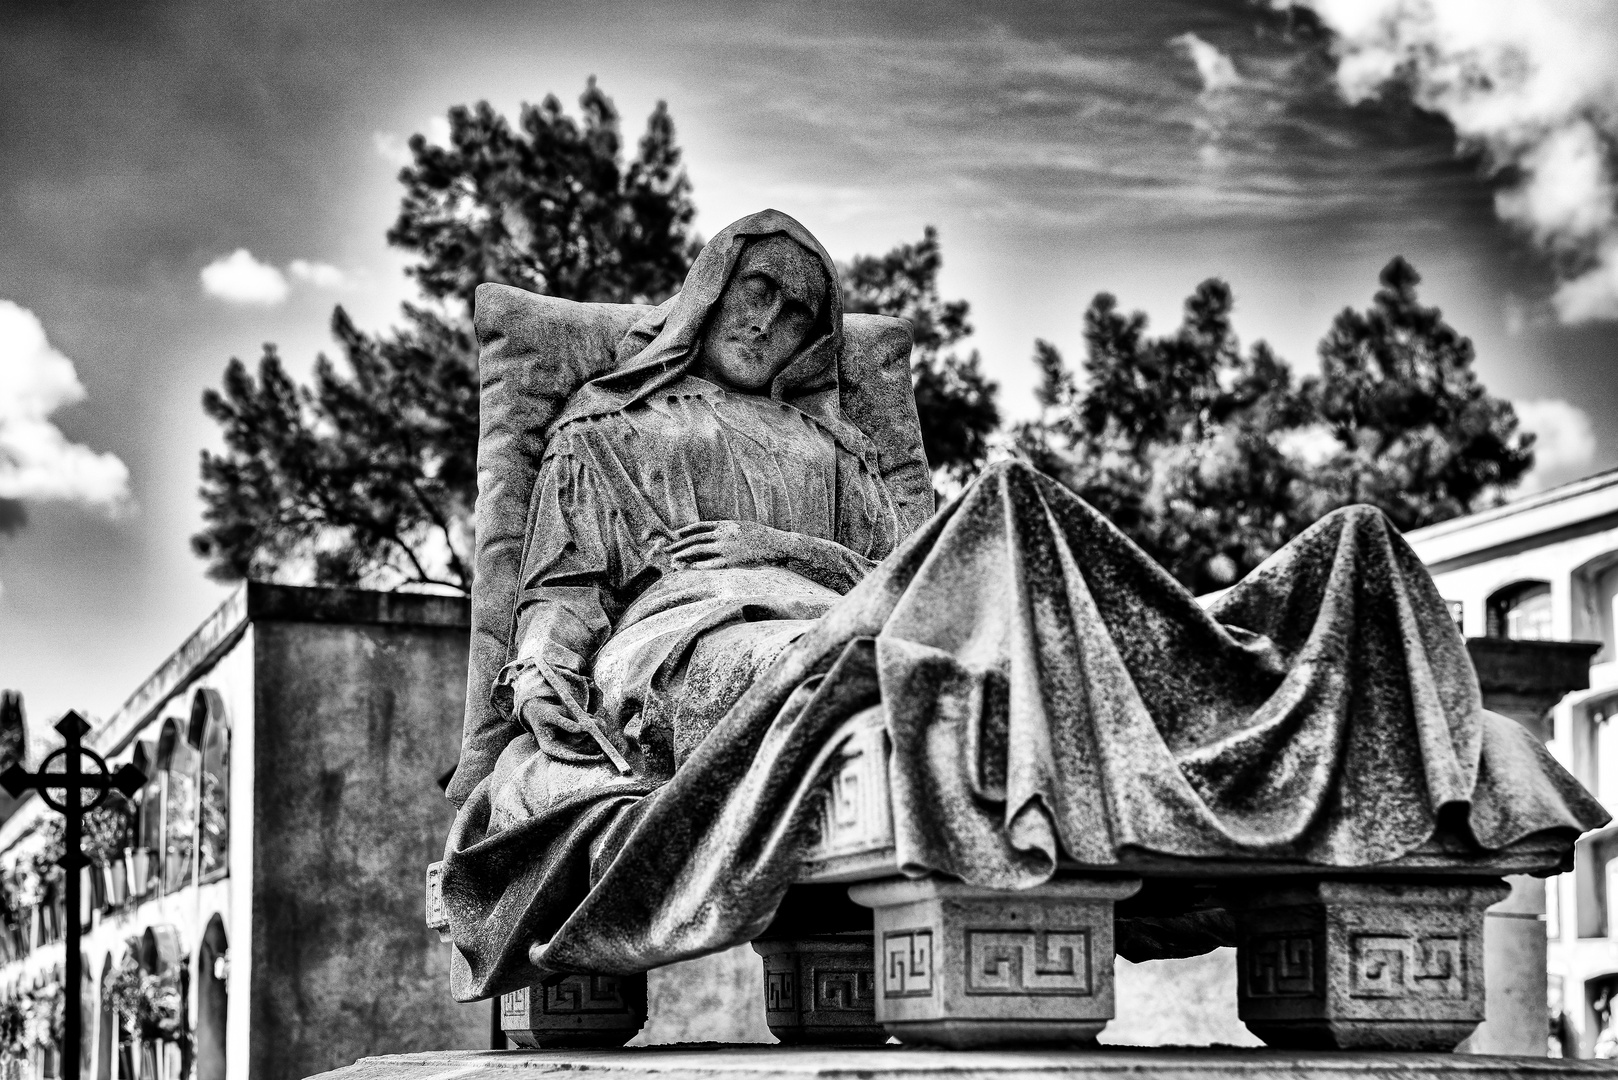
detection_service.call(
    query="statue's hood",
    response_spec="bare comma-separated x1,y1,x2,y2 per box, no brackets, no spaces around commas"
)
553,209,845,430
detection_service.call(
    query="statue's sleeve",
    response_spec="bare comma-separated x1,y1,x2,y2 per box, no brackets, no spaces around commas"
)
491,435,639,770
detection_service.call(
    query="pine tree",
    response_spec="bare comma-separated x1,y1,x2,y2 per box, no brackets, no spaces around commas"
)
1298,256,1535,530
1018,259,1534,593
193,81,697,592
840,227,1000,484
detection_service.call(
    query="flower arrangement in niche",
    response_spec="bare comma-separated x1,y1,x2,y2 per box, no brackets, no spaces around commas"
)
25,983,62,1057
0,996,27,1064
82,793,135,866
103,943,191,1055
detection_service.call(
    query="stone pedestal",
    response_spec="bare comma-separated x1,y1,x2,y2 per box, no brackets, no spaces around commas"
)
848,876,1141,1048
309,1045,1618,1080
1230,879,1509,1051
751,935,886,1044
500,973,648,1048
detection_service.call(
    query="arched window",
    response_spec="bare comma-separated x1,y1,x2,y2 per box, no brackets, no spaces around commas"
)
157,719,199,894
138,926,186,1080
194,916,227,1080
1487,580,1554,641
96,954,114,1080
131,742,160,899
191,692,230,883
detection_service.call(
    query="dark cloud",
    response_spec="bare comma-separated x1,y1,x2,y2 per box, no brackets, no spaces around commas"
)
0,500,26,536
1,0,1615,728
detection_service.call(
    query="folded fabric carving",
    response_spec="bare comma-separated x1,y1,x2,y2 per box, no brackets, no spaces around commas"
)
439,210,1609,1004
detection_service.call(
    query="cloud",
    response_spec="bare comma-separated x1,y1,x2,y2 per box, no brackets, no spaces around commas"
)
1514,397,1598,487
1170,33,1242,95
372,131,412,167
201,250,353,304
1553,243,1618,322
1285,0,1618,324
0,299,131,513
200,248,290,305
288,259,351,289
372,116,452,168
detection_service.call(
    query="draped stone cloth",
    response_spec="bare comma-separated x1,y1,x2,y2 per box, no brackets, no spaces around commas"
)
442,460,1608,1002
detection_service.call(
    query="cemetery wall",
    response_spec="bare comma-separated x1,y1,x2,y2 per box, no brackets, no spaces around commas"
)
244,588,486,1080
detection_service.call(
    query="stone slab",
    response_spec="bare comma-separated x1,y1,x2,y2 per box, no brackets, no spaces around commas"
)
308,1046,1618,1080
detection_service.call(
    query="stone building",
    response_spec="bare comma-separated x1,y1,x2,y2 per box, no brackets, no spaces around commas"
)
1404,467,1618,1057
0,584,492,1080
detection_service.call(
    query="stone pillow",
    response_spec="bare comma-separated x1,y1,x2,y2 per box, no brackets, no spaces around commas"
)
453,282,931,806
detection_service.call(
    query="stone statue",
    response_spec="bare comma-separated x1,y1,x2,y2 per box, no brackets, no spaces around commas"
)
437,210,1607,1049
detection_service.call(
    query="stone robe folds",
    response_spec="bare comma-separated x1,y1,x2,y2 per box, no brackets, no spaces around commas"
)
441,212,1607,1004
444,464,1608,1002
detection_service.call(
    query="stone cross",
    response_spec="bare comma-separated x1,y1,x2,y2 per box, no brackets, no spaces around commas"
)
0,711,145,1080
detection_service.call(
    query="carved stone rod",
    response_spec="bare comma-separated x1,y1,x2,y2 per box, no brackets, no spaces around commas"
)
848,876,1142,1047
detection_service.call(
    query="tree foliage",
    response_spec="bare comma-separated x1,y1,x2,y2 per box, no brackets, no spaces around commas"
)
1296,256,1535,530
389,77,696,310
194,81,697,592
840,227,1000,483
1017,258,1534,593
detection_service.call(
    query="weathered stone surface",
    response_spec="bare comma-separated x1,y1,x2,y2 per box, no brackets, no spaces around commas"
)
849,877,1142,1048
436,209,1606,1055
500,973,647,1048
799,707,893,883
1230,880,1510,1051
752,935,885,1045
307,1045,1618,1080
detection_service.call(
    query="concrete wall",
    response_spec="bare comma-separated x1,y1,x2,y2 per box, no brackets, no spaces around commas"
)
246,590,488,1080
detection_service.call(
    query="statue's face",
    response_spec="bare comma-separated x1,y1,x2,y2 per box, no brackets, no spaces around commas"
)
697,236,826,393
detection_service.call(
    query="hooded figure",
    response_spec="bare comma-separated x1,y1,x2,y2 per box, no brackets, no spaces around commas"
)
442,212,908,997
442,211,1607,1005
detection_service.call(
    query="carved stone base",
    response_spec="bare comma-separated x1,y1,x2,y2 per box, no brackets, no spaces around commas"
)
500,973,648,1048
848,876,1141,1048
1231,879,1509,1051
752,935,887,1045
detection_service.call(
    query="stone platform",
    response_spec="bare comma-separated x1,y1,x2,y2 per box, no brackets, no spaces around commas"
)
311,1046,1614,1080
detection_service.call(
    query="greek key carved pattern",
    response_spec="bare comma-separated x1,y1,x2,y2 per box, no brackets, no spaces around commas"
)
882,929,935,998
1246,935,1318,998
964,929,1091,996
803,721,892,861
543,974,633,1014
813,968,876,1011
501,986,528,1018
814,754,874,853
765,970,795,1012
1350,933,1465,999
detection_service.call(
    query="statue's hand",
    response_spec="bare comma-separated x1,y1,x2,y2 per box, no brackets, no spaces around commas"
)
666,520,799,570
666,520,873,593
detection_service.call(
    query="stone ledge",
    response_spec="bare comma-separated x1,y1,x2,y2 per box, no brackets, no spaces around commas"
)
308,1046,1616,1080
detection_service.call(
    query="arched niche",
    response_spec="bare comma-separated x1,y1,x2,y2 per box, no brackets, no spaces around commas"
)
130,740,161,899
1486,579,1553,641
194,916,227,1080
191,691,230,883
156,716,200,894
138,925,187,1080
1572,550,1618,664
96,953,114,1080
138,924,184,976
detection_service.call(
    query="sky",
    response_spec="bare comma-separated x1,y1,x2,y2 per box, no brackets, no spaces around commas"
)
3,0,1618,729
